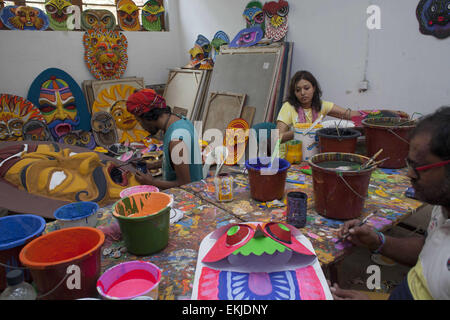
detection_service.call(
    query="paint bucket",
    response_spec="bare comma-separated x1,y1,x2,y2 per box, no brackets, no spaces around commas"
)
285,140,302,164
309,153,376,220
96,261,161,300
317,128,361,154
294,123,323,161
120,185,160,198
0,214,46,291
362,117,416,168
19,227,105,300
53,201,99,229
286,191,308,228
112,192,171,255
245,157,291,202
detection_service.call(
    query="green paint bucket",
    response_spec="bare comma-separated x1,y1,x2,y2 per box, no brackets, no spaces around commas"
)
112,192,171,256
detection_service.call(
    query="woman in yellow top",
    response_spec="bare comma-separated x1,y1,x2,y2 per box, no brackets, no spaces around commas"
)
277,70,360,143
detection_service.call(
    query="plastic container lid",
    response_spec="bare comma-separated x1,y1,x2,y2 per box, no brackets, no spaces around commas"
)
6,269,24,286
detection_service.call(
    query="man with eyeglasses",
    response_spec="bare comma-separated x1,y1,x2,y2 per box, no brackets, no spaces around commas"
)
330,106,450,300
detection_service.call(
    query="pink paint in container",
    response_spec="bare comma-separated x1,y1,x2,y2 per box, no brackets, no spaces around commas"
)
96,261,161,300
120,185,159,198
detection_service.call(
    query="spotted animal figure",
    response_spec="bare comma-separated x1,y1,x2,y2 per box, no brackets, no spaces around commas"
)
263,0,289,42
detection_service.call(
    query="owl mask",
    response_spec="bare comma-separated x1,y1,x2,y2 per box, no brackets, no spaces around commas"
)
45,0,72,31
91,111,119,148
263,0,289,42
81,9,116,31
22,119,53,142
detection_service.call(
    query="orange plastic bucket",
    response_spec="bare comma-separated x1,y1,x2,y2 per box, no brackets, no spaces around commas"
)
19,227,105,300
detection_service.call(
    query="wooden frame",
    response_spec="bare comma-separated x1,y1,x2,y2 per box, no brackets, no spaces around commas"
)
202,91,246,135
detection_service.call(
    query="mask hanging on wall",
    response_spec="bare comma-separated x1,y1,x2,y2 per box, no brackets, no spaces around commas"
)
27,68,91,140
416,0,450,39
263,0,289,42
229,26,264,48
83,29,128,80
0,5,49,30
141,0,165,31
0,94,45,142
81,9,116,31
91,111,119,149
22,119,54,142
116,0,140,31
243,1,265,35
44,0,72,31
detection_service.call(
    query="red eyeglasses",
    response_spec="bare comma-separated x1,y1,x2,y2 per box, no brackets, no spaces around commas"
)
406,158,450,176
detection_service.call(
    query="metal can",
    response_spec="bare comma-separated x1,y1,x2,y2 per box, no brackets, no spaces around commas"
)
286,191,307,228
214,173,233,202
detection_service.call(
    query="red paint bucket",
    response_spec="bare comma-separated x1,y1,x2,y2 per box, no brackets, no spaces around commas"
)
19,227,105,300
245,157,291,202
362,117,416,168
317,128,361,154
309,153,375,220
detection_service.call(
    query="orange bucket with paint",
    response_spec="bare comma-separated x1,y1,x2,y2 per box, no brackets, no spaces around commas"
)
112,192,171,255
19,227,105,300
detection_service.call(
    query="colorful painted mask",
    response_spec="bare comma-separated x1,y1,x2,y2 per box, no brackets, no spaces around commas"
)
44,0,72,31
0,5,49,30
188,44,205,68
27,68,91,139
2,143,140,206
91,111,119,148
229,26,264,48
195,34,212,59
263,0,289,42
0,1,5,29
243,1,265,33
416,0,450,39
22,119,53,141
0,94,45,141
83,29,128,80
141,0,164,31
116,0,140,31
211,31,230,62
81,9,116,31
92,84,150,144
58,130,96,150
192,222,332,300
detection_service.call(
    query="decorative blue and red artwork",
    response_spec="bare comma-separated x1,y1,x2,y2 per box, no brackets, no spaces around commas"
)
192,222,332,300
0,5,49,30
416,0,450,39
229,26,264,48
27,68,91,140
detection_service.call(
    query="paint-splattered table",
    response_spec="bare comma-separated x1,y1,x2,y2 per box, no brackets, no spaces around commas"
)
180,164,425,275
46,187,240,300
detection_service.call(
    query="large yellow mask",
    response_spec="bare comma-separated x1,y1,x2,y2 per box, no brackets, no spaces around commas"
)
3,143,140,206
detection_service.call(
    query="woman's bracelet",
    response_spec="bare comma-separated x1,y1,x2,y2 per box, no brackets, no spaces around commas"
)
372,231,385,254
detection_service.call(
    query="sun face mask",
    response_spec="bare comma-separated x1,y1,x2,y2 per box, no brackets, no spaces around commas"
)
44,0,72,31
81,9,116,31
2,143,140,206
83,29,128,80
116,0,140,31
229,26,264,48
141,0,164,31
0,94,45,142
92,84,150,145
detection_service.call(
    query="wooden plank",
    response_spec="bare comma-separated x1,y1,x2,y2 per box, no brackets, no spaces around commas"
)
241,106,256,127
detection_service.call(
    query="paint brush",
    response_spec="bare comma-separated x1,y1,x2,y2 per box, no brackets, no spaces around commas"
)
361,149,383,169
336,211,376,243
366,157,390,169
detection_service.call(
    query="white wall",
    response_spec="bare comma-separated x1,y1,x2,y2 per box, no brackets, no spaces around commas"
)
0,0,183,97
1,0,449,116
178,0,450,116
